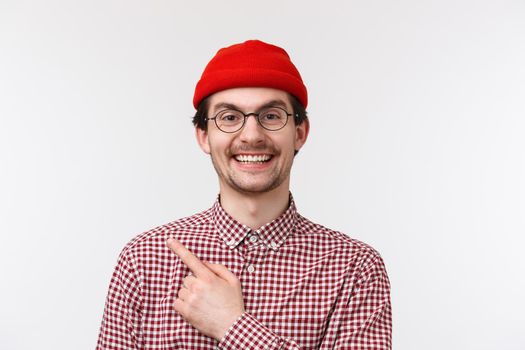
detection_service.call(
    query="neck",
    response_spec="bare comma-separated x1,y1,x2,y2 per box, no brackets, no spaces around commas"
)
218,183,291,230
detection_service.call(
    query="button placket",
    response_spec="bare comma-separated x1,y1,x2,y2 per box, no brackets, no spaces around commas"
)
239,238,271,315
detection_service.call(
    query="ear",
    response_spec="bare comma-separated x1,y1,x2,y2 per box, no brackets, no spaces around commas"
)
294,118,310,152
195,127,211,154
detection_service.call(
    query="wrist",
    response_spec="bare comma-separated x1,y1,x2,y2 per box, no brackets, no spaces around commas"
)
214,311,245,341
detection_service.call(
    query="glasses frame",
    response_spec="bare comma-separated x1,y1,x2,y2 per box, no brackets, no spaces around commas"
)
205,106,295,133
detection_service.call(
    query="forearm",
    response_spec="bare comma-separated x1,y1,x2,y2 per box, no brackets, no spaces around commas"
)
217,312,301,350
215,252,392,350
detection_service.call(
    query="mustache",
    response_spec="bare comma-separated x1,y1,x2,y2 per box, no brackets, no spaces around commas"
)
228,144,278,155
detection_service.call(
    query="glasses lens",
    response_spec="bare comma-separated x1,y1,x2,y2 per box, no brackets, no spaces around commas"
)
215,109,244,132
259,108,288,130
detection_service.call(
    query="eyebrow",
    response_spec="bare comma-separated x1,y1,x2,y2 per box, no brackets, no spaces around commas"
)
211,99,289,114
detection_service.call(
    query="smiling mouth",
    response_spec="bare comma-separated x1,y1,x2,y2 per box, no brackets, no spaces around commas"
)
233,154,273,164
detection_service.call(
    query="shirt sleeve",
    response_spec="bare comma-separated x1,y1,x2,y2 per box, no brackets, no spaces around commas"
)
216,251,392,350
97,250,143,350
216,312,301,350
326,252,392,349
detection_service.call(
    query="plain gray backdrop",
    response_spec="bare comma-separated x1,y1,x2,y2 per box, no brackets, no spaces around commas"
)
1,0,524,349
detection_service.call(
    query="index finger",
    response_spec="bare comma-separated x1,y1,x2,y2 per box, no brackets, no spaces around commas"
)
166,238,213,279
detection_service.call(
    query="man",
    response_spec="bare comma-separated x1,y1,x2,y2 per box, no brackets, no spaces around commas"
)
97,39,392,349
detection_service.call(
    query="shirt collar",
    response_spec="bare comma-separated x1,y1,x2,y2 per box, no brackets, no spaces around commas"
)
213,193,297,252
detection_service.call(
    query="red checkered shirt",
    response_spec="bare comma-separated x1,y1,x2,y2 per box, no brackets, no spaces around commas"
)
97,194,392,349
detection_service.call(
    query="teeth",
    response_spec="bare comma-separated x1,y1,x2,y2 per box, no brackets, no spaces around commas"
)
235,154,272,163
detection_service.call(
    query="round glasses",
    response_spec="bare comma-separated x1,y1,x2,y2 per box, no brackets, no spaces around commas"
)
205,107,293,133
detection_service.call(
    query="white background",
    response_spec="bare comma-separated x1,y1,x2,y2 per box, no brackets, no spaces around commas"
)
1,0,524,349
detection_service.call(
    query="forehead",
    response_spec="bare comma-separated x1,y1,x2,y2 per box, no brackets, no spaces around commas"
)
207,87,292,113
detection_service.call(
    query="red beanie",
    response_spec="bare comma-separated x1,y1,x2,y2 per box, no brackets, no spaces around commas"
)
193,40,308,109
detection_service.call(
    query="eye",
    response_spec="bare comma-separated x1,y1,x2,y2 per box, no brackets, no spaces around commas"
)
260,108,285,122
217,110,243,123
262,113,280,120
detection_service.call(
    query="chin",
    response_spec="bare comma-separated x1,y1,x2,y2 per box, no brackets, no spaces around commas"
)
229,178,284,194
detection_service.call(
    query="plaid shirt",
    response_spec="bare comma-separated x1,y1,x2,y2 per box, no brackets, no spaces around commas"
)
97,194,392,349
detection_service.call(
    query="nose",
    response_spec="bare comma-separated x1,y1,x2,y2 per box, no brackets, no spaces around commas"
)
238,115,265,144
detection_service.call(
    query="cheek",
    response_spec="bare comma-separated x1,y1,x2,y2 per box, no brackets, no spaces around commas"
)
283,134,299,153
208,136,233,157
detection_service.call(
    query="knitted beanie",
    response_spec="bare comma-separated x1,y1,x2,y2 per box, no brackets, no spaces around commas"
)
193,40,307,109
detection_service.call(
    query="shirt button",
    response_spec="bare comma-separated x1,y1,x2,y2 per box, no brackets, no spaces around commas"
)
270,242,278,249
249,235,258,243
227,239,236,247
246,265,255,273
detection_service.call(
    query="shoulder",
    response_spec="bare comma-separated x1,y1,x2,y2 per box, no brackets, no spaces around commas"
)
294,213,385,270
118,207,214,261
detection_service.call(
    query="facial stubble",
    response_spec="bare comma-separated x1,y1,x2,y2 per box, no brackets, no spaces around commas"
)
209,148,293,195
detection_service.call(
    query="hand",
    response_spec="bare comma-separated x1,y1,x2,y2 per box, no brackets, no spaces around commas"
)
166,238,245,340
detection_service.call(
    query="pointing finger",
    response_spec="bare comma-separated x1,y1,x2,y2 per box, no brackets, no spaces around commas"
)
167,238,213,279
203,261,237,284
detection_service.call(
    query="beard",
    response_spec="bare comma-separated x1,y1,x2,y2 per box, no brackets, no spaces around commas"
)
209,146,292,195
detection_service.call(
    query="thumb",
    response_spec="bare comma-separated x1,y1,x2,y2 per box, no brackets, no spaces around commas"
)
203,261,238,283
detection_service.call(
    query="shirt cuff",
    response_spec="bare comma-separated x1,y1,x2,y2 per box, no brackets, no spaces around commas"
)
216,312,280,350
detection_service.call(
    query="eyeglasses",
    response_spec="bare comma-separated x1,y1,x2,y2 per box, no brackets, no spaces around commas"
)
205,106,294,133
